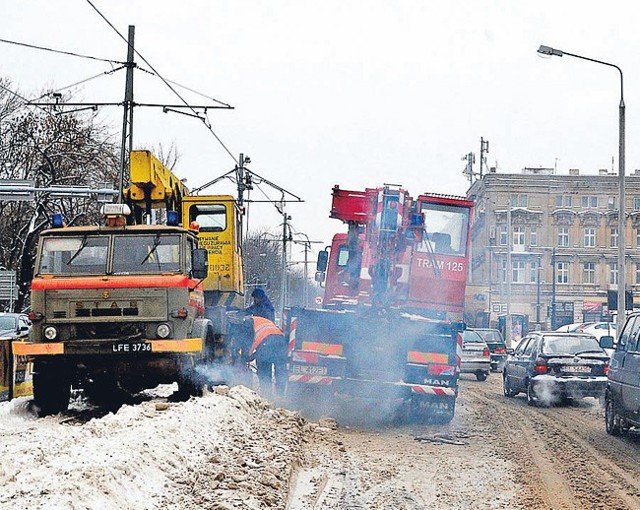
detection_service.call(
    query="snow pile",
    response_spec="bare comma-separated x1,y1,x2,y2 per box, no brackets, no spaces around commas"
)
0,386,306,510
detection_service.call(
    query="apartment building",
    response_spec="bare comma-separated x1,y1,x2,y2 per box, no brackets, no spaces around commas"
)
465,167,640,330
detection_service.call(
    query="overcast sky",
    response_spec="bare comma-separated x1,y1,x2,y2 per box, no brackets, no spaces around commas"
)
3,0,640,261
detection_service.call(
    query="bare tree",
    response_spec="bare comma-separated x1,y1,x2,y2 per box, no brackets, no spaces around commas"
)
0,81,119,311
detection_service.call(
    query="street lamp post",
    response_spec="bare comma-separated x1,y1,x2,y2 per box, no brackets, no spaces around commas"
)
537,45,626,333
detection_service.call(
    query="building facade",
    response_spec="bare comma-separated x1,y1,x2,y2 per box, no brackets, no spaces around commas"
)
465,167,640,331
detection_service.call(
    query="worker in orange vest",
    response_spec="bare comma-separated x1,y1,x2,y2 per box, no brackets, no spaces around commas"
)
240,315,288,398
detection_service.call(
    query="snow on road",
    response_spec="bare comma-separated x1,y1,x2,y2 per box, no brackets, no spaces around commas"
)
0,386,305,510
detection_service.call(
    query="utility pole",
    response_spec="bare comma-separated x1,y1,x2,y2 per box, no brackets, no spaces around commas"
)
118,25,135,204
506,204,512,348
280,204,290,325
551,248,557,330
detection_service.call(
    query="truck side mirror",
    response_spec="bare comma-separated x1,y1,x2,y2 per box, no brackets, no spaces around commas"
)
316,250,329,272
192,248,208,280
599,335,614,350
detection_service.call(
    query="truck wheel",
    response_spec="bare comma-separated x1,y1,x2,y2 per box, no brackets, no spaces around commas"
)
476,371,488,382
33,360,71,417
605,395,623,436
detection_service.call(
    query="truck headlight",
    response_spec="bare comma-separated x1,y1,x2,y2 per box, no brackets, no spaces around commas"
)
156,323,171,339
43,326,58,340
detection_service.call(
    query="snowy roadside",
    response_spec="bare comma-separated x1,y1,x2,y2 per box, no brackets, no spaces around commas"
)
0,386,305,510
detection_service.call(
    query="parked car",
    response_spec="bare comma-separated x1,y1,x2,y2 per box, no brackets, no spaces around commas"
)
460,329,491,381
503,332,610,406
555,322,594,333
580,322,616,340
605,312,640,435
473,328,507,372
0,313,31,339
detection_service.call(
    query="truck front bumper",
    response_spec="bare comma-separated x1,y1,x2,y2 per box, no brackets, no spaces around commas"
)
12,338,204,356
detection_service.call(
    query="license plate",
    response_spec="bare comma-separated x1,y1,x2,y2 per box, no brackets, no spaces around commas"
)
111,342,151,353
292,364,327,376
562,365,591,373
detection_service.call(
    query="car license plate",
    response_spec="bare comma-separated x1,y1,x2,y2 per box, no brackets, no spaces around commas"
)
292,364,328,376
562,365,591,373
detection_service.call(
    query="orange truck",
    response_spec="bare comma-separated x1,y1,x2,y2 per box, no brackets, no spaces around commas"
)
13,151,245,415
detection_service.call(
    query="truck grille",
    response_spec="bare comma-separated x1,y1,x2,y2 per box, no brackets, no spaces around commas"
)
75,306,139,317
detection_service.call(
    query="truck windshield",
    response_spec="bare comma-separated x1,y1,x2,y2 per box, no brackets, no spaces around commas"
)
112,234,181,274
417,203,469,256
39,236,109,275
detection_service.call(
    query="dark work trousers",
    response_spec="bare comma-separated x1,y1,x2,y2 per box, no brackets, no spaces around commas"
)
254,334,288,398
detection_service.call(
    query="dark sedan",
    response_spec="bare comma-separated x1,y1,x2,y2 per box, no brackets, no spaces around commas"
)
473,328,507,372
503,332,609,406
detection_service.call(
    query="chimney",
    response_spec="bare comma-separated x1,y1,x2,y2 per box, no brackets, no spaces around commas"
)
569,169,579,176
635,169,640,176
599,169,609,175
489,167,496,173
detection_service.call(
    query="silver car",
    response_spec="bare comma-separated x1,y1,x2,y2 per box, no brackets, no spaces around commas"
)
460,329,491,381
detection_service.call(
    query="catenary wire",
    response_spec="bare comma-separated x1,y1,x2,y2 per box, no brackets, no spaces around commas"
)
84,0,237,163
0,37,124,64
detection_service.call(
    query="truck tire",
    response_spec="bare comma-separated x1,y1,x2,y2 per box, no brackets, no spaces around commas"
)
33,359,71,417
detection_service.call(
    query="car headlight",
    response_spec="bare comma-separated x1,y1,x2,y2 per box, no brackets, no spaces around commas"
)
156,323,171,339
43,326,58,340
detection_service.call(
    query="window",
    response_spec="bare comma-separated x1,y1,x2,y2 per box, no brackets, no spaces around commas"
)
113,234,181,274
530,227,537,246
188,204,227,232
512,260,525,283
557,262,569,284
39,236,109,275
610,227,619,248
523,338,537,356
418,202,470,255
556,195,571,208
636,263,640,284
499,225,507,246
636,228,640,248
511,194,528,207
610,263,618,285
557,227,569,247
337,246,349,267
584,228,596,248
581,196,598,208
530,261,538,283
617,316,637,352
513,226,525,247
634,197,640,211
514,337,530,355
500,259,507,283
583,262,595,284
608,197,617,210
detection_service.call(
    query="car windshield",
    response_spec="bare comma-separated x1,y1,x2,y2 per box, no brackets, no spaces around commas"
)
112,234,181,274
476,330,504,344
541,335,603,355
462,330,484,343
0,316,17,330
39,236,109,275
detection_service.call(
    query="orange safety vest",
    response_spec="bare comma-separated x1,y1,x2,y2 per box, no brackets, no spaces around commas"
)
249,316,284,356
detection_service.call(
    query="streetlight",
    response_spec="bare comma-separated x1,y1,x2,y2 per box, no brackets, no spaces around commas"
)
537,44,626,333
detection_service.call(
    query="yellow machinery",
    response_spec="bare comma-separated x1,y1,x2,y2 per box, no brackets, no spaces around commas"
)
126,150,244,310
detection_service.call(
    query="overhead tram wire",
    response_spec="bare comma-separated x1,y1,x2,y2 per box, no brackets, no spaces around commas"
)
0,37,125,65
85,0,237,163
